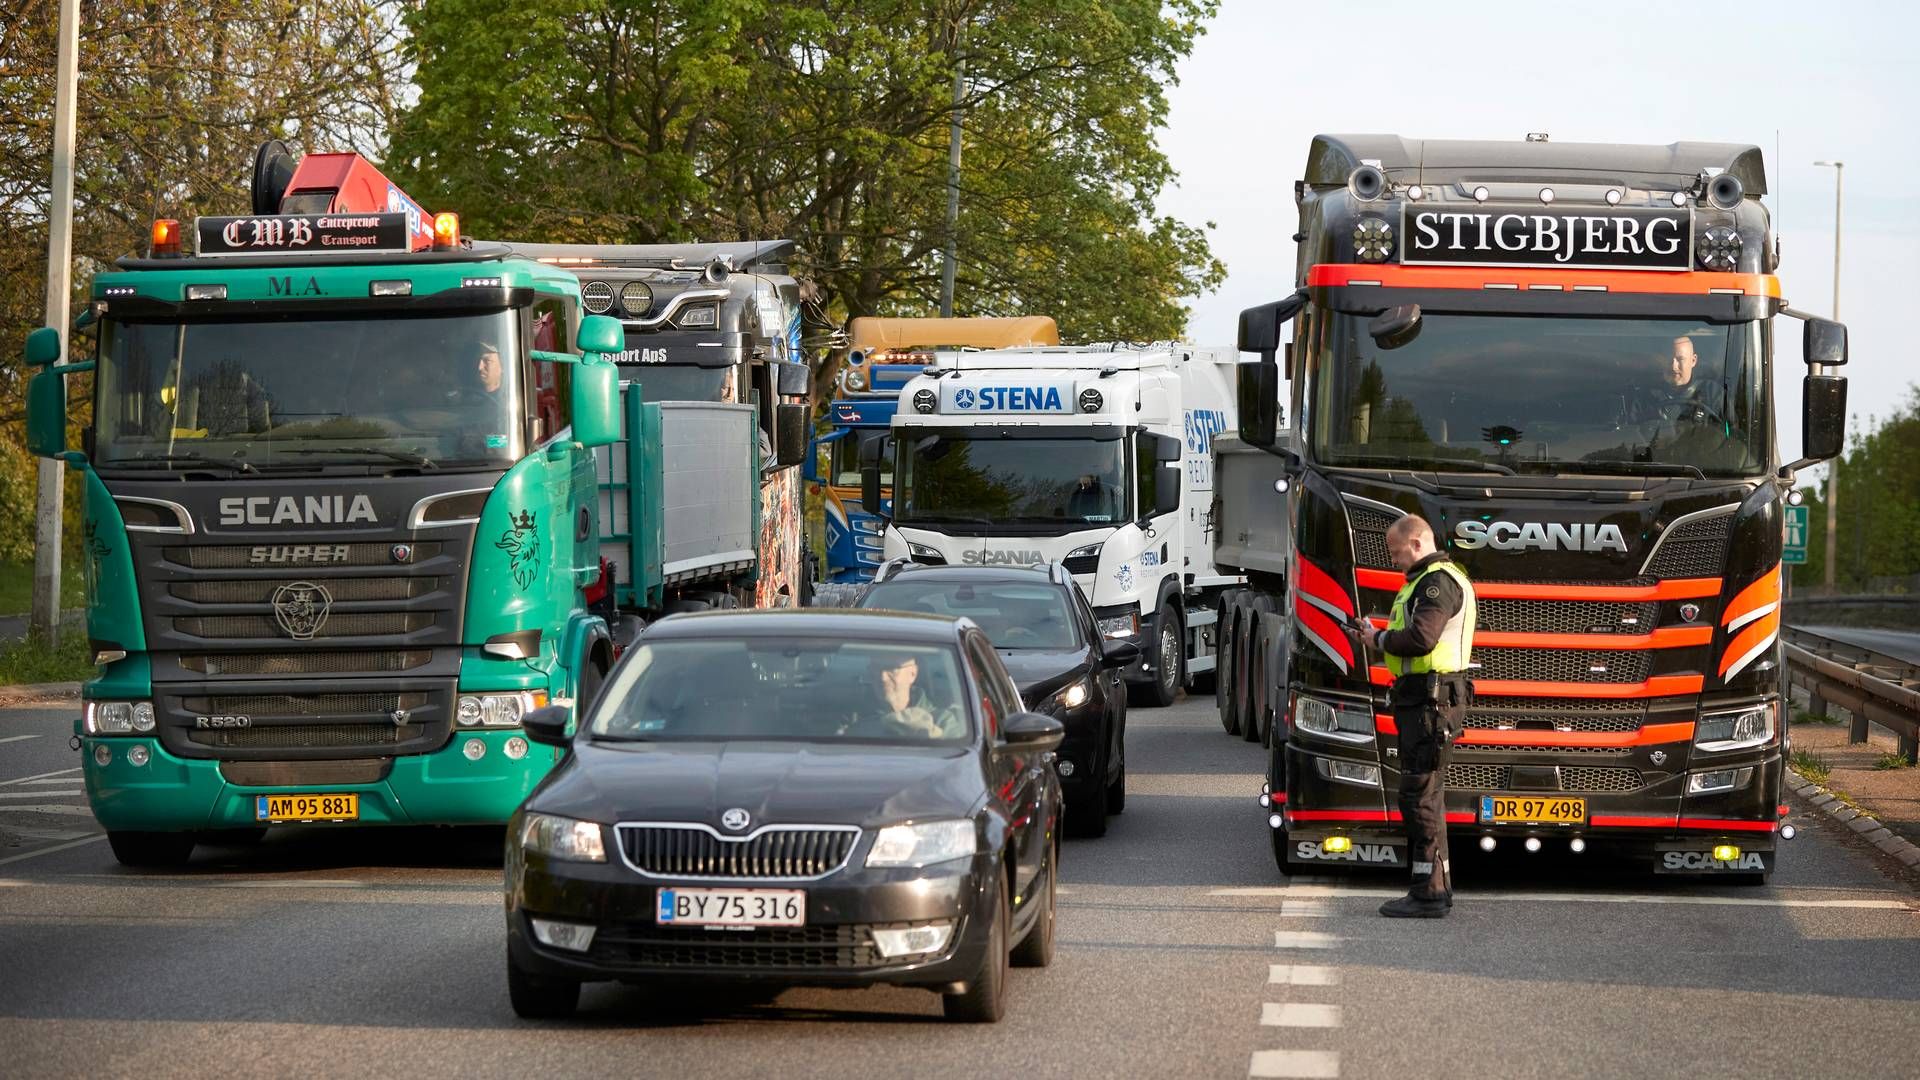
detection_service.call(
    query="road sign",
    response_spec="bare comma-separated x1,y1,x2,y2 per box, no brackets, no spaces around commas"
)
1784,504,1809,565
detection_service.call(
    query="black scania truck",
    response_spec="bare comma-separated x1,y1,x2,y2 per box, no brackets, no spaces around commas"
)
1212,135,1850,883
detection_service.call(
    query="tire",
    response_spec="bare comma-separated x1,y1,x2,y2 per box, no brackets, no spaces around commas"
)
1231,605,1260,735
943,878,1010,1022
508,952,581,1019
1144,604,1183,708
1243,616,1267,743
1269,816,1294,876
1214,600,1236,732
1106,746,1126,816
107,830,195,868
1010,838,1057,969
1219,602,1244,736
1068,755,1110,838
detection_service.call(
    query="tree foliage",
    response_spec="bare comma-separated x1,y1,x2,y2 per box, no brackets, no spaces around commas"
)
1794,386,1920,593
386,0,1224,344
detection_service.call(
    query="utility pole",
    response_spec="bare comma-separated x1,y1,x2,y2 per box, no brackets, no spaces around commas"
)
1813,160,1843,591
31,0,80,644
938,20,965,318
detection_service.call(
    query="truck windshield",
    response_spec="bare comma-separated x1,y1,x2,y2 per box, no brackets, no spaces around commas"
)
623,365,730,403
896,433,1128,527
1309,313,1767,478
830,430,892,487
94,310,521,471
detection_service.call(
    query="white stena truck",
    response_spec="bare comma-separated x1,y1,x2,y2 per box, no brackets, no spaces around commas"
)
860,343,1243,705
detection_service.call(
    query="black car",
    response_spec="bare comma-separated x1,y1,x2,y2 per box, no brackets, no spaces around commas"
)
857,561,1138,837
505,609,1066,1023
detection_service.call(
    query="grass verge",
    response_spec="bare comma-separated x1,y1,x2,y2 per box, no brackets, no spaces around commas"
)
1874,753,1915,771
0,634,94,686
1789,748,1832,785
0,559,86,618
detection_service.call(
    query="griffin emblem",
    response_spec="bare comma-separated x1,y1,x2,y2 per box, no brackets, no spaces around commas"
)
495,509,540,590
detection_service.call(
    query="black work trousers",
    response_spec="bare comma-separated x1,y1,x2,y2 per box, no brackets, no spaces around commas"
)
1391,678,1467,899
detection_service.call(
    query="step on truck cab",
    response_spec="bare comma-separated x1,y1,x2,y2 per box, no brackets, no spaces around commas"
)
21,145,768,867
865,342,1243,705
810,316,1060,586
1215,134,1850,882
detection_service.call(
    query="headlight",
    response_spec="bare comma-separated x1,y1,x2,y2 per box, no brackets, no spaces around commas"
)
676,304,717,328
1065,543,1102,562
1314,757,1382,787
908,541,942,561
85,700,151,735
865,819,976,868
520,813,607,862
1687,767,1755,795
1050,676,1092,712
457,691,548,728
1694,703,1775,752
1294,695,1376,744
1097,611,1139,640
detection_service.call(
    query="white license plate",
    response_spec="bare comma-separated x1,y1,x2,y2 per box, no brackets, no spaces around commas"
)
657,887,806,928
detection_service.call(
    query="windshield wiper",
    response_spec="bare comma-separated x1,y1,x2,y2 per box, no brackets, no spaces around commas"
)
1564,460,1707,480
280,446,436,467
101,452,257,474
1332,453,1516,476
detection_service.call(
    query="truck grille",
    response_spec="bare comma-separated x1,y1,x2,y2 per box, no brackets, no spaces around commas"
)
173,613,434,639
1462,744,1632,756
1348,505,1398,570
1644,513,1733,578
1443,764,1645,792
179,691,423,717
1471,647,1651,684
170,577,438,603
218,759,391,786
1446,763,1511,790
1466,695,1644,733
589,924,880,970
616,825,860,880
189,724,415,750
163,542,443,569
1477,598,1660,636
179,650,432,675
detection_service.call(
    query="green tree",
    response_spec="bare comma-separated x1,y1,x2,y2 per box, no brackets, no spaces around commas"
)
1793,385,1920,592
385,0,1223,348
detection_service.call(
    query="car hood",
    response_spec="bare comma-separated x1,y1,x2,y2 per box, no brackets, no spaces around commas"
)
533,740,986,829
995,648,1088,703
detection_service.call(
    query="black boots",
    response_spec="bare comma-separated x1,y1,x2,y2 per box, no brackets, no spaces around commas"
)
1378,892,1452,919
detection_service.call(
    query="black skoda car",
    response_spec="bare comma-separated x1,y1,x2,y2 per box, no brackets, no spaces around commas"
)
857,561,1138,837
505,609,1065,1023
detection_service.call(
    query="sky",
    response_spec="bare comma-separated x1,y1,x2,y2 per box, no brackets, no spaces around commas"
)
1157,0,1919,477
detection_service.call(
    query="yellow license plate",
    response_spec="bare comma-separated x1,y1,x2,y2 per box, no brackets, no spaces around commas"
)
1479,795,1585,825
255,793,359,822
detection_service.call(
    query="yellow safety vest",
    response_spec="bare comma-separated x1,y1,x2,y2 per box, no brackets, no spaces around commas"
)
1383,560,1476,678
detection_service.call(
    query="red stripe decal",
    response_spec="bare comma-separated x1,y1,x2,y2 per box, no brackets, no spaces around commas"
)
1589,814,1679,828
1356,568,1404,592
1286,809,1392,823
1677,818,1777,833
1295,602,1355,670
1296,557,1357,617
1473,626,1713,651
1374,713,1398,735
1455,721,1693,749
1306,263,1782,297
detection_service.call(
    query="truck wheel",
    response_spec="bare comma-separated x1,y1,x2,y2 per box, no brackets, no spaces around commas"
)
1269,817,1293,876
1214,599,1236,730
1218,600,1243,736
1243,617,1268,743
1146,605,1183,707
107,830,195,868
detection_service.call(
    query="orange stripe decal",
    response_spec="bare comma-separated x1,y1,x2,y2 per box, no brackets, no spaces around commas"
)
1721,564,1782,629
1307,264,1782,297
1356,568,1404,592
1473,626,1713,650
1718,608,1781,677
1475,579,1720,601
1455,721,1694,748
1471,675,1705,699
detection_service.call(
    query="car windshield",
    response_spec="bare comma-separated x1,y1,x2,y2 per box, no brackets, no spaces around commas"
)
896,433,1128,526
1309,313,1767,478
93,310,521,471
862,581,1080,650
590,637,972,744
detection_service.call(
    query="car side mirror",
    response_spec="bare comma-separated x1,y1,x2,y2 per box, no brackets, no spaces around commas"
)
1801,373,1848,461
1000,711,1065,754
570,360,621,448
1100,640,1141,669
576,314,624,356
522,704,572,747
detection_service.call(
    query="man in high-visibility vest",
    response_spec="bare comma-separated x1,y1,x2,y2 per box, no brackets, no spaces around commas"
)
1346,514,1476,918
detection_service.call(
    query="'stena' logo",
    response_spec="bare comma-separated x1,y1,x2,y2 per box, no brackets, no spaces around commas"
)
953,387,977,410
271,581,333,640
1454,520,1628,553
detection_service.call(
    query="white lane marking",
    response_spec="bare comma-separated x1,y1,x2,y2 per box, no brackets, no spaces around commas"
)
1270,964,1340,986
214,880,369,889
0,805,95,816
1262,1002,1342,1028
0,768,80,787
1249,1049,1340,1078
0,834,105,867
1218,886,1912,911
0,791,83,799
0,735,42,745
1273,930,1342,949
22,778,81,785
1279,900,1328,918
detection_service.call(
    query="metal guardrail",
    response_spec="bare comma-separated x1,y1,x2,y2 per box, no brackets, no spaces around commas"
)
1785,594,1920,608
1783,626,1920,762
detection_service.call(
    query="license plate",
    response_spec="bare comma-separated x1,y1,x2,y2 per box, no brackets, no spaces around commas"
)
255,793,359,822
657,887,806,928
1479,795,1585,825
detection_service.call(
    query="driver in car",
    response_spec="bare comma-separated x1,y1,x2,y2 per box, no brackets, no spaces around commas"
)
843,653,950,739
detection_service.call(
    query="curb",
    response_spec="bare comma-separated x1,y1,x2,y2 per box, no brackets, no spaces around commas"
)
1785,766,1920,871
0,681,82,706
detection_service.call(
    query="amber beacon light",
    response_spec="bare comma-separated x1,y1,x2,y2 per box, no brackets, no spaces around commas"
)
150,218,182,258
432,212,460,251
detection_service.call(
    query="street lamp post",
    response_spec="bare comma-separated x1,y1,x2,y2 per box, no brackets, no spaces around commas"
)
1813,160,1844,591
30,0,81,644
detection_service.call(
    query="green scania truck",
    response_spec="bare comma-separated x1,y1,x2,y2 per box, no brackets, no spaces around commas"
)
23,147,787,866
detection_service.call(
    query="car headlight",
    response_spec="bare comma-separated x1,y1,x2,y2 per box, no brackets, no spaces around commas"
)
520,812,607,862
85,700,155,736
1050,676,1092,712
1097,611,1139,640
865,819,977,868
457,691,549,728
1294,695,1376,744
1694,703,1775,752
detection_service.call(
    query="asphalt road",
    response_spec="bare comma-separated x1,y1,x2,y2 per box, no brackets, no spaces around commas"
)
1795,625,1920,667
2,698,1917,1078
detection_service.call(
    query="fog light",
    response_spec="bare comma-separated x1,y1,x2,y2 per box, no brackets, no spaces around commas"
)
463,738,486,761
1479,836,1496,852
1268,813,1284,829
93,743,112,766
529,917,596,953
1713,845,1742,862
1569,838,1586,854
1687,767,1754,795
1321,836,1352,854
504,737,529,761
1056,759,1075,778
1524,837,1542,853
127,744,150,767
1780,824,1797,840
1314,758,1382,788
1258,792,1270,808
871,921,955,959
456,696,482,727
131,702,156,733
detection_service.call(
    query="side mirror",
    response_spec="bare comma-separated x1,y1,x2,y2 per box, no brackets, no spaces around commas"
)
1804,317,1847,367
1000,711,1065,754
1801,373,1848,461
776,360,811,396
570,360,621,448
522,704,572,747
1238,359,1279,448
576,314,625,356
26,369,67,458
774,402,809,469
1236,294,1305,354
1100,639,1142,669
1154,433,1181,463
24,327,60,367
1154,463,1181,517
1368,304,1423,350
860,434,890,521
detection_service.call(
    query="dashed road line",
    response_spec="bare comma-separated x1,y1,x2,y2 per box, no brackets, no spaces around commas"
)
0,735,42,745
1262,1002,1342,1028
1269,963,1339,986
0,768,80,787
1273,930,1342,949
1278,899,1328,918
0,835,105,868
1249,1049,1340,1078
0,791,83,800
20,778,81,785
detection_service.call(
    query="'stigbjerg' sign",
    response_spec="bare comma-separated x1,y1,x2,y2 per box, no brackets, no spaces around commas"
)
195,213,412,257
1401,207,1692,271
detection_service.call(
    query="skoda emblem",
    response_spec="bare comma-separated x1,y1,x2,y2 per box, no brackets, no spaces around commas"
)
271,581,332,640
1678,603,1701,623
1649,750,1669,766
720,808,752,832
391,544,413,563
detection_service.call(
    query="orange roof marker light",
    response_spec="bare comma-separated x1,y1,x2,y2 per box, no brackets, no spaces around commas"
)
432,212,460,252
150,219,182,258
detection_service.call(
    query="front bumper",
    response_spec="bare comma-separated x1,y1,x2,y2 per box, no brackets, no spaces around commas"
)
506,846,1000,989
